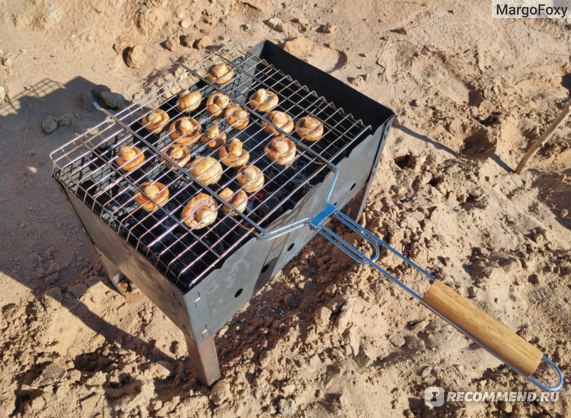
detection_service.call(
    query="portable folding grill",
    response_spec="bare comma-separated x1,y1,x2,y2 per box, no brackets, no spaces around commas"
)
50,40,563,391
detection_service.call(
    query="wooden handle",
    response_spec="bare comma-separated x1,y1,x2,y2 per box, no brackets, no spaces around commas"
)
424,280,542,376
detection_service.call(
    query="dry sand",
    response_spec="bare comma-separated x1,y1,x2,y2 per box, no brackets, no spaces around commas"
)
0,0,570,416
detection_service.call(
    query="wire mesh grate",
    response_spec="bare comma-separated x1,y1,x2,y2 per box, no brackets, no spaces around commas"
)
51,43,372,291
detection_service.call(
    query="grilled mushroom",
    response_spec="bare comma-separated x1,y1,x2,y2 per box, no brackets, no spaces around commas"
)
295,115,324,141
236,164,265,193
141,109,170,134
219,138,250,168
177,90,202,112
169,117,202,146
200,123,227,149
134,181,169,212
181,193,218,229
224,105,250,130
264,136,296,166
219,188,248,215
188,156,223,185
207,63,234,86
262,111,294,136
249,89,279,112
206,92,231,117
161,144,191,169
115,145,145,171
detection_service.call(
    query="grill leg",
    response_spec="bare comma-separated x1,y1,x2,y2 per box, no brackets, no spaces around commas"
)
185,335,221,386
97,249,128,294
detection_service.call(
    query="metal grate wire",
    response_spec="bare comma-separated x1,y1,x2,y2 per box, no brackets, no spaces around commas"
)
51,43,372,290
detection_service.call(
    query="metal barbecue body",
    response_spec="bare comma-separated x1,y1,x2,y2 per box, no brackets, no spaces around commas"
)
51,41,562,391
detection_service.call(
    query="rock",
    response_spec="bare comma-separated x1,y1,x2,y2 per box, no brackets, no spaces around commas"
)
282,383,296,397
0,85,5,101
57,113,73,127
83,90,97,111
292,17,309,32
210,380,230,406
345,326,361,355
277,397,297,416
125,46,146,69
80,393,101,411
284,292,299,308
194,36,213,50
163,36,178,52
91,84,110,100
388,333,406,348
35,362,66,386
500,402,513,414
180,18,193,29
41,115,58,134
355,345,373,368
85,371,106,386
2,57,13,67
100,91,127,109
265,17,285,32
148,361,172,379
318,23,336,33
327,295,347,314
180,35,195,48
282,37,314,58
30,395,46,411
136,7,167,36
348,74,368,87
335,300,353,332
241,23,251,31
174,66,185,78
314,306,332,328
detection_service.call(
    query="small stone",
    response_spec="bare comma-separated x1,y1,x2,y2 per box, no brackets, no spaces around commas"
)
83,90,97,111
57,113,73,127
259,350,274,367
30,395,46,411
335,300,353,332
282,383,296,397
282,37,314,58
194,36,213,50
35,362,66,386
91,84,111,100
210,380,230,406
284,292,299,308
327,295,347,314
125,45,146,69
180,35,195,48
318,23,336,33
85,371,106,386
500,402,513,414
314,306,332,328
277,398,297,416
100,91,127,109
80,393,100,411
0,85,5,101
241,23,251,31
345,326,361,355
41,115,58,134
2,57,13,67
421,366,432,378
180,18,192,29
164,36,178,52
265,17,285,32
393,27,407,35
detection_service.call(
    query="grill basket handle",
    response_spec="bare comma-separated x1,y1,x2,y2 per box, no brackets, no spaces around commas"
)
310,205,564,392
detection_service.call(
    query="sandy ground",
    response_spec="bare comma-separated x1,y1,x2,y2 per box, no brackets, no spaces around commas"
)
0,0,570,416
